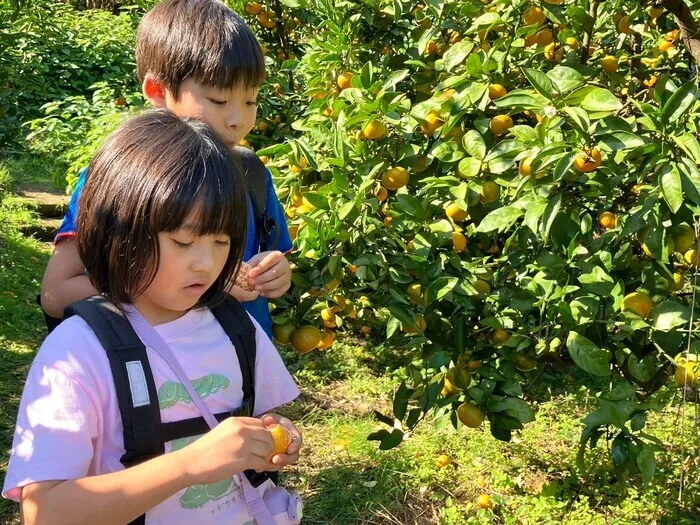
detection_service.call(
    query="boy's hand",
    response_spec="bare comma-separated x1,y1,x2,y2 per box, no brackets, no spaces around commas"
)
226,283,260,303
181,417,275,485
260,413,303,468
247,251,292,299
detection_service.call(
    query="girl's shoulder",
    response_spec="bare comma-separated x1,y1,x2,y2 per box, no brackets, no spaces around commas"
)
35,315,111,385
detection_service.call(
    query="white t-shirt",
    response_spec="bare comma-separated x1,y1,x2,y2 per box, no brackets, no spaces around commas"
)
2,307,300,524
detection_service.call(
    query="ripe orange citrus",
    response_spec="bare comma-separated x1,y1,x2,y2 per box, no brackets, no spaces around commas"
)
272,322,295,345
480,181,500,203
446,203,468,222
675,363,697,387
659,40,675,52
422,110,444,135
601,55,619,75
476,493,494,509
290,326,322,353
670,273,685,292
374,185,388,202
488,84,507,100
453,231,467,253
599,211,617,230
621,292,653,318
574,148,602,172
436,454,451,468
381,167,410,190
337,72,354,90
618,15,633,34
426,39,438,54
403,314,426,334
523,6,546,26
317,329,335,350
536,29,554,47
489,328,509,345
268,424,292,455
649,6,664,18
489,115,513,135
246,1,263,14
408,283,423,304
457,402,485,428
363,120,388,140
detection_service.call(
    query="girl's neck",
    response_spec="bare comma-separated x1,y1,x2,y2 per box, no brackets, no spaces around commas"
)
131,297,189,326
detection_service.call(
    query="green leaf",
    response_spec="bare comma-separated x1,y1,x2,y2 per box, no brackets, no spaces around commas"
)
467,12,501,33
674,134,700,164
636,445,656,484
658,163,684,213
462,130,487,160
524,196,549,233
547,66,586,93
542,193,562,242
566,332,612,377
597,131,646,150
457,157,482,178
679,159,700,205
256,143,292,156
578,266,615,296
393,382,410,421
612,433,631,468
661,80,699,127
493,91,548,110
395,194,426,218
367,428,404,450
562,107,590,135
431,141,464,162
580,88,623,113
522,68,553,100
427,277,459,301
476,206,523,233
382,69,409,90
443,40,474,71
652,300,691,331
338,201,356,220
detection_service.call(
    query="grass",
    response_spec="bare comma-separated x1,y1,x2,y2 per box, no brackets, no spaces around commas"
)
0,157,698,524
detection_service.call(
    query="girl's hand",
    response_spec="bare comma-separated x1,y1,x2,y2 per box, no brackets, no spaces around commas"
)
180,417,274,485
247,251,292,299
260,413,303,468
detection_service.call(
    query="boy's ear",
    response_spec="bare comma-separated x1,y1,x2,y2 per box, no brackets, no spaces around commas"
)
143,75,167,107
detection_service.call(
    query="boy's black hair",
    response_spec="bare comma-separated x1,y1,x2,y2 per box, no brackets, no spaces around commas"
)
136,0,266,97
77,109,248,309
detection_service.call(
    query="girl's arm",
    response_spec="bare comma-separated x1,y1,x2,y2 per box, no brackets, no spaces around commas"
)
19,417,277,525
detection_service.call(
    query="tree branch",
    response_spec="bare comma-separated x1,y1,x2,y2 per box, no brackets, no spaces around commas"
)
661,0,700,66
581,0,600,64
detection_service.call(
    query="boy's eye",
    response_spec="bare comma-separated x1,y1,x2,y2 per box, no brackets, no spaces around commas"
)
247,100,259,106
172,239,192,248
208,98,226,106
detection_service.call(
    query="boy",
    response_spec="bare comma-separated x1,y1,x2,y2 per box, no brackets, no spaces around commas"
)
40,0,292,339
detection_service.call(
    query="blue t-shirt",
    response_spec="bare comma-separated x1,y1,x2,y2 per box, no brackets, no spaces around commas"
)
56,167,292,338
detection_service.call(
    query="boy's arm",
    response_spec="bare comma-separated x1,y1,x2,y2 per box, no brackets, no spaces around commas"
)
40,238,98,318
19,416,277,525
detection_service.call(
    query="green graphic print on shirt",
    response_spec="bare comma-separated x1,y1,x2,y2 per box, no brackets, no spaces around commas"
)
158,374,242,511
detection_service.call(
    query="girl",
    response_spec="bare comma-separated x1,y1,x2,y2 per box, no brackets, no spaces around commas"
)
3,110,302,524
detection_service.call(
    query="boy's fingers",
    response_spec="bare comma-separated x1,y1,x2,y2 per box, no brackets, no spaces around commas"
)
255,274,288,292
248,252,283,277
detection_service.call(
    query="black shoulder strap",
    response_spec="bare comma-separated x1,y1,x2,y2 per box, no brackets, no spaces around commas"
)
64,296,162,525
233,146,281,252
211,296,257,412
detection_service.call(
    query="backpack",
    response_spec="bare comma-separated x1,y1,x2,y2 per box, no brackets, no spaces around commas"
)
39,149,279,335
235,146,281,253
63,295,276,525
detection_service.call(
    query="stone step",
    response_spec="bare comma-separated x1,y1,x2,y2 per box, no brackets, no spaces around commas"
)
19,218,62,243
17,184,70,219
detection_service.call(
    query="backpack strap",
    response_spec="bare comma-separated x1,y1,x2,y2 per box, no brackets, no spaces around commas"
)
233,146,281,252
211,296,257,410
64,296,161,525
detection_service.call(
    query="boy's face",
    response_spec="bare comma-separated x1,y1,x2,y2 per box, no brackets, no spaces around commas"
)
159,78,259,149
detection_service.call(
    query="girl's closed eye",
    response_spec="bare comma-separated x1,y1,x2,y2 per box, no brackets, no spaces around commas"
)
215,238,231,246
172,238,193,248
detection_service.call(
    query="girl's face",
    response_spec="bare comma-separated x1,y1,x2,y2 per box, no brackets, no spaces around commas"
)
133,221,232,325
